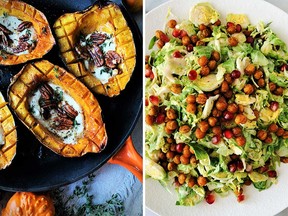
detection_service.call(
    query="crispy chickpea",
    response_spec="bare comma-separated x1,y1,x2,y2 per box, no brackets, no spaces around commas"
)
244,64,256,75
158,151,166,161
189,147,195,154
173,155,181,165
208,60,217,71
235,136,246,146
257,130,268,141
179,125,191,134
178,173,186,185
165,127,173,134
183,147,192,158
213,89,220,95
167,19,177,28
145,115,154,125
228,37,238,46
227,25,236,34
274,87,284,95
276,128,285,137
283,131,288,139
188,178,196,188
191,35,199,44
167,162,176,171
269,82,277,91
220,81,229,93
199,24,207,31
227,103,238,113
190,155,197,165
253,110,260,120
166,109,177,120
198,121,209,133
208,117,218,127
201,29,211,38
196,93,208,104
166,137,174,143
254,70,263,80
235,114,247,124
264,135,273,143
157,40,165,48
212,108,222,118
182,35,191,46
238,104,244,113
224,90,233,99
197,176,207,186
232,127,242,137
212,126,222,135
268,123,278,133
216,99,228,111
186,95,196,104
211,50,220,61
155,30,164,39
195,128,206,139
224,73,233,84
198,56,209,66
171,84,182,94
214,19,221,26
148,106,158,116
166,120,178,131
196,40,206,46
257,78,265,88
243,84,254,95
180,155,190,165
170,143,176,151
200,65,210,76
166,151,175,159
186,103,197,114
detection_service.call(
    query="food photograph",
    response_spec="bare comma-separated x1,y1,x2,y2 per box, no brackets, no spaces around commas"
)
145,0,288,216
0,0,143,215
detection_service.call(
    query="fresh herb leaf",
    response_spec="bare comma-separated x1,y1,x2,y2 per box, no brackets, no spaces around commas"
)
3,12,8,18
100,67,111,75
149,36,157,50
26,29,31,37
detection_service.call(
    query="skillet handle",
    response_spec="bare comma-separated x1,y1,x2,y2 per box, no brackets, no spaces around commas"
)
108,136,143,183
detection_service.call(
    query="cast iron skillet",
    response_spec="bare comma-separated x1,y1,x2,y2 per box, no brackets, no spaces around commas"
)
0,0,142,191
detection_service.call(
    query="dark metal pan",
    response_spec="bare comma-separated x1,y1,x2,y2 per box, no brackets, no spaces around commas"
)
0,0,142,192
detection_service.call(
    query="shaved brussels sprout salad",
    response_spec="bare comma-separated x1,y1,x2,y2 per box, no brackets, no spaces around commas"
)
145,2,288,206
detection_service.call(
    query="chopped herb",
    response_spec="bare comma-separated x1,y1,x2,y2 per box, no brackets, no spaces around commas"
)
53,88,63,103
73,120,80,127
109,41,113,46
100,67,111,75
26,29,31,37
100,43,107,48
3,12,8,18
28,105,35,114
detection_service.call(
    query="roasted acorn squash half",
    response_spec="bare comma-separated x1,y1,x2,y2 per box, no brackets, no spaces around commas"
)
0,92,17,169
0,0,55,65
8,60,107,157
53,2,136,97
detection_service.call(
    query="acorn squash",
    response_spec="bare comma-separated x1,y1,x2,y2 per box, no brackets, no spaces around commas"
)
0,0,55,65
2,192,55,216
8,60,107,157
0,92,16,169
53,2,136,97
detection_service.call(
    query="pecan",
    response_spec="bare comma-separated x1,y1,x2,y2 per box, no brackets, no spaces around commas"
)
75,44,89,59
12,42,29,53
19,34,30,42
63,103,78,119
0,31,8,47
53,117,73,130
105,51,122,68
90,32,107,45
56,107,68,118
39,98,57,109
39,83,54,100
87,45,104,67
0,24,12,34
17,21,32,32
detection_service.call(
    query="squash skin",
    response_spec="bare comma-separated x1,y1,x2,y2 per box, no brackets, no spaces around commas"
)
8,60,107,157
0,0,55,65
53,3,136,97
2,192,55,216
0,92,17,169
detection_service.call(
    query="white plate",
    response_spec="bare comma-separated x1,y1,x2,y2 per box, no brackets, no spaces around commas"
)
145,0,288,215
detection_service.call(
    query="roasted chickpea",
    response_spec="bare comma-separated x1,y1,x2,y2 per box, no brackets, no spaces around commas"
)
167,162,176,171
157,39,165,48
220,81,229,93
173,155,181,165
148,106,158,116
216,99,228,111
257,130,268,141
182,35,191,46
186,95,196,104
268,123,278,133
264,135,273,143
228,37,238,46
235,136,246,146
145,115,154,125
224,73,233,84
199,24,207,31
276,128,285,136
213,89,220,95
244,64,256,75
198,121,209,133
269,82,277,91
211,50,220,61
224,90,233,99
198,56,209,66
196,93,207,104
179,125,191,134
274,87,284,95
200,65,210,76
186,103,197,114
167,19,177,28
183,147,192,158
158,151,166,161
238,104,245,113
208,117,218,127
235,114,247,124
180,155,190,165
207,60,217,71
190,155,197,165
189,147,195,154
166,120,178,131
196,40,206,46
227,103,238,113
170,84,182,94
214,19,221,26
165,127,173,134
178,173,186,184
254,70,263,80
283,131,288,139
191,35,199,44
201,29,211,38
166,151,175,159
212,108,222,118
166,137,174,143
212,126,222,135
195,128,206,139
257,78,265,88
243,84,254,95
166,109,177,120
232,127,242,136
170,143,176,151
253,110,260,120
197,176,207,186
155,30,164,39
227,25,236,34
188,178,196,188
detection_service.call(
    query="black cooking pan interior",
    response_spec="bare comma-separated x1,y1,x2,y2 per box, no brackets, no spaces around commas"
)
0,0,142,192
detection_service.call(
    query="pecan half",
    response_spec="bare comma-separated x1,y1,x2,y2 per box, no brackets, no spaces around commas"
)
0,24,12,35
12,42,30,53
39,83,54,100
19,34,30,42
56,107,67,118
105,51,122,68
63,103,78,119
87,45,104,67
39,98,57,109
75,44,89,60
17,21,32,32
0,31,9,47
53,117,73,130
90,32,107,45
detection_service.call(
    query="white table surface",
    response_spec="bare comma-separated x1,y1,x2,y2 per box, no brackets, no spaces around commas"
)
145,0,288,215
